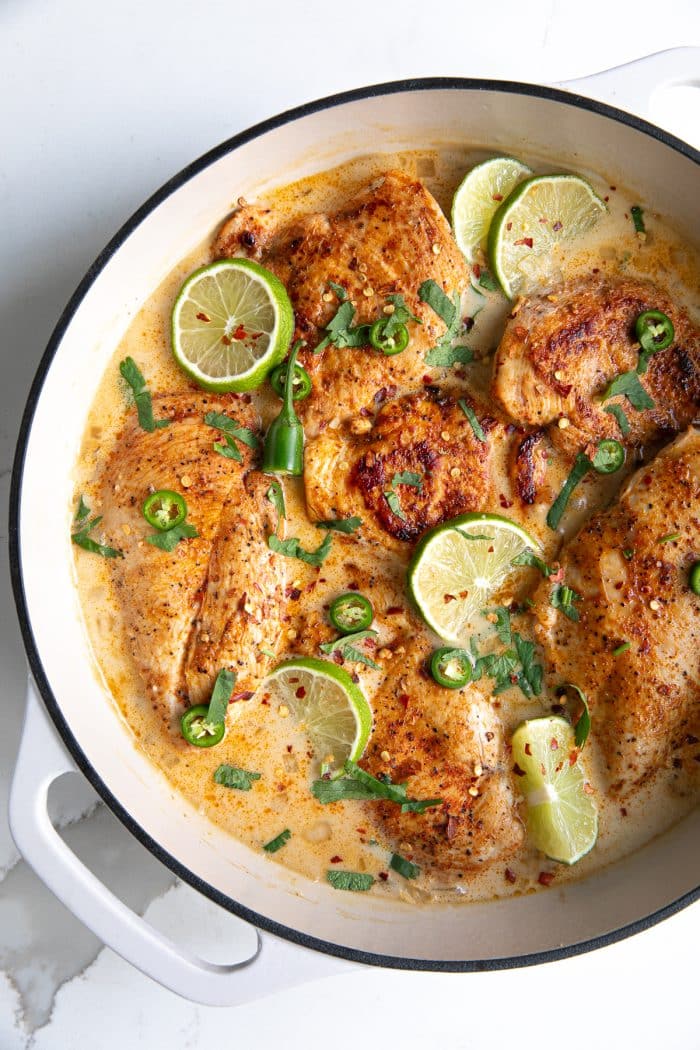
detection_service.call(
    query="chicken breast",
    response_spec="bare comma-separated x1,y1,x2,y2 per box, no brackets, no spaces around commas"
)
532,428,700,794
98,392,287,717
492,275,700,457
361,641,523,873
215,170,471,435
305,387,533,546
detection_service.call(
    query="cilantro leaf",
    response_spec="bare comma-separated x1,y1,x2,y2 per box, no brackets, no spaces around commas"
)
263,829,291,853
146,522,198,551
477,269,501,293
205,411,259,459
513,633,543,697
214,764,261,791
391,470,422,490
550,583,582,622
482,606,512,645
558,683,591,750
71,501,123,559
418,279,457,326
602,370,654,411
326,870,375,892
511,548,554,577
458,399,486,442
630,205,645,234
390,853,420,880
312,760,442,813
205,668,236,728
604,403,631,436
424,344,473,367
546,452,591,531
316,516,362,534
320,629,380,670
315,289,371,352
382,293,421,338
268,532,332,566
266,481,286,528
119,357,168,432
384,489,406,521
327,281,347,301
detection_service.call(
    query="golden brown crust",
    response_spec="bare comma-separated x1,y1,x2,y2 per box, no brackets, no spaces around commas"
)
492,275,700,457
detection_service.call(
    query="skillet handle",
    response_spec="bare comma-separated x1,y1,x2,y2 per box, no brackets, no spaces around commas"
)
9,678,357,1005
557,47,700,119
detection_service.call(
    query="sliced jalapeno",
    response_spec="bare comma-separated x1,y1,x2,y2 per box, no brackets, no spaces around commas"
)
430,647,472,689
269,361,312,401
592,439,625,475
142,489,188,531
689,561,700,596
635,310,674,373
329,592,374,633
181,705,225,747
369,318,410,356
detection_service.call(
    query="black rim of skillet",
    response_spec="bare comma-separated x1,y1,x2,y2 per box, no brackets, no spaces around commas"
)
9,77,700,974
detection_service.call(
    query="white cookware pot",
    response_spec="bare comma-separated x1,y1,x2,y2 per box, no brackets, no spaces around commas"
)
9,49,700,1006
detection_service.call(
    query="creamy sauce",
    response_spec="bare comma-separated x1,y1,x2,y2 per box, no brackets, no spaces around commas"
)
73,147,699,904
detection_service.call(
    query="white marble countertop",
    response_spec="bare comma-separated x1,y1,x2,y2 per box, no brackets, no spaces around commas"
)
1,1,698,1045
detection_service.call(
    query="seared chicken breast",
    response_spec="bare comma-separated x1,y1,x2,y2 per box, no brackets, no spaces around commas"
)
532,428,700,794
98,392,287,716
216,170,471,436
361,642,523,873
493,275,700,457
304,387,548,545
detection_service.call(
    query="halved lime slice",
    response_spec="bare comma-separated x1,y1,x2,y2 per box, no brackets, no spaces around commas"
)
407,513,538,644
451,156,532,262
171,258,294,392
265,656,372,773
488,174,607,298
512,715,598,865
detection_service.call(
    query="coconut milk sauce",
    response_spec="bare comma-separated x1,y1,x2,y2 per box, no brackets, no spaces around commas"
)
73,148,699,904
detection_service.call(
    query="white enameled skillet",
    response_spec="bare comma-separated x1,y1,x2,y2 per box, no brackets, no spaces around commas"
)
9,49,700,1005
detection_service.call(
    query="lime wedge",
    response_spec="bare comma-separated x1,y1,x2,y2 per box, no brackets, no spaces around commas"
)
451,156,532,262
488,174,607,298
407,513,538,643
171,258,294,392
511,715,598,865
265,656,372,773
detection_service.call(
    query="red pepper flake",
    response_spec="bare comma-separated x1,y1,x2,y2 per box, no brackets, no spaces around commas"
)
295,686,306,699
398,693,410,709
196,312,211,322
378,871,389,881
538,871,555,887
286,744,293,753
444,593,457,603
386,605,403,615
446,815,459,841
351,673,359,684
231,690,254,703
492,193,504,202
582,782,595,795
485,731,494,741
499,494,514,509
552,221,563,232
289,587,302,601
505,867,517,884
609,185,617,191
329,855,343,864
260,697,269,706
506,221,513,231
643,474,653,486
550,737,559,751
524,743,532,756
422,374,434,384
232,324,247,341
347,581,360,591
620,806,628,817
568,749,579,767
472,263,482,278
221,334,232,346
513,762,526,777
356,827,367,834
513,237,534,248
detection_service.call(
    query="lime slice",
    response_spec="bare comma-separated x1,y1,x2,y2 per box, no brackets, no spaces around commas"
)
451,156,532,262
171,258,294,392
488,174,607,298
407,513,538,643
265,656,372,773
511,716,598,865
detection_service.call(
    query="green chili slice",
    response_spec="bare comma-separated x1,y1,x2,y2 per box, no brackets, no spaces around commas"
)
429,647,472,689
689,561,700,596
269,360,312,401
635,310,674,373
369,318,410,355
142,489,188,531
591,439,625,475
329,592,374,634
180,705,225,747
262,340,305,477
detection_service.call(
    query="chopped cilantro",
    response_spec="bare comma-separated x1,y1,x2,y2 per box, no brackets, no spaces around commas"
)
602,370,654,411
425,344,473,367
71,499,123,559
482,606,512,645
213,764,261,791
316,516,362,534
263,829,291,853
511,548,554,577
326,870,375,892
205,411,259,460
458,399,486,442
146,522,199,551
119,357,169,432
547,453,591,531
604,403,631,436
311,760,442,814
266,481,286,529
390,853,420,880
268,532,332,566
319,629,380,670
550,583,582,622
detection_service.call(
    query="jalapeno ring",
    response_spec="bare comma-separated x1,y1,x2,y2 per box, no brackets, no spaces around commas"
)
181,705,225,747
430,647,473,689
329,592,374,634
142,489,188,531
369,318,410,356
